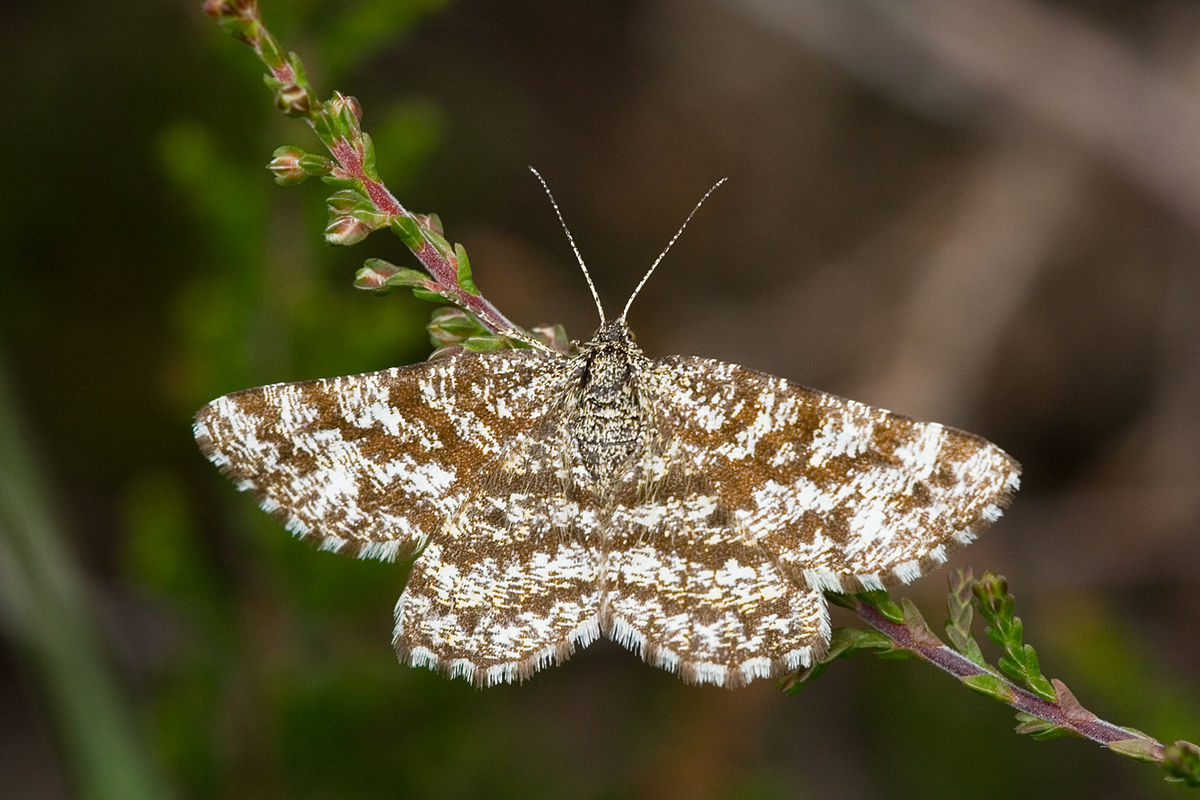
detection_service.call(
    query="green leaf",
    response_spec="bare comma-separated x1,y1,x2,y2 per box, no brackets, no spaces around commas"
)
970,573,1059,700
996,655,1022,682
961,673,1017,703
258,33,285,71
455,244,478,295
996,644,1056,701
324,185,364,214
427,308,490,347
463,336,513,352
944,569,988,665
336,101,357,139
298,153,332,177
825,592,856,610
779,665,828,694
945,612,973,648
310,106,336,142
353,259,431,292
318,173,359,191
1025,672,1057,703
324,95,356,140
326,187,372,216
429,308,486,334
360,132,378,180
422,227,454,262
900,598,945,648
1106,737,1160,763
961,639,987,666
1014,713,1075,741
385,269,434,289
777,627,899,694
830,626,896,656
412,286,452,304
390,215,425,252
286,51,308,89
857,591,905,624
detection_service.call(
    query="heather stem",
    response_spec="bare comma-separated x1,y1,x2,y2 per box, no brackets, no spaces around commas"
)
322,138,528,342
853,600,1166,760
203,0,534,345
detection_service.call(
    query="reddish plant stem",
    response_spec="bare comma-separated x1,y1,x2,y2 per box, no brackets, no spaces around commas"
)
243,4,528,342
854,600,1164,760
313,113,524,342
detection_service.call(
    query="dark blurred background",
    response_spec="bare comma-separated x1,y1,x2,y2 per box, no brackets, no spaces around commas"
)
2,0,1198,797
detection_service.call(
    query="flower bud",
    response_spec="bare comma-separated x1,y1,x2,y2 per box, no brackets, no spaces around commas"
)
324,215,370,246
329,92,362,123
203,0,259,45
267,146,306,185
273,82,311,116
202,0,250,20
323,92,363,139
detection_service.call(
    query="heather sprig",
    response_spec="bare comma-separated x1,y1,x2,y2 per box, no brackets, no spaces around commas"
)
202,0,542,352
784,569,1200,788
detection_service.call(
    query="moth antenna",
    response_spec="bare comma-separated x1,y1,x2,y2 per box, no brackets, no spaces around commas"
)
529,166,608,326
619,177,727,323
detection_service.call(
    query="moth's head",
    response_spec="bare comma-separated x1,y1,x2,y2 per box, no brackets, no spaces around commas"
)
577,321,643,394
575,320,641,366
590,319,636,348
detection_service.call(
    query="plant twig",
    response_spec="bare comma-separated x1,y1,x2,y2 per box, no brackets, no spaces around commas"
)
202,0,548,352
854,597,1157,754
783,570,1200,787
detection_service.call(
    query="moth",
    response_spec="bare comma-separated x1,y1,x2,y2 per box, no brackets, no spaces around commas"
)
195,176,1019,688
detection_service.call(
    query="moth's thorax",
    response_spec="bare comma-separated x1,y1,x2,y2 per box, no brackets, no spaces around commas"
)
567,321,651,482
